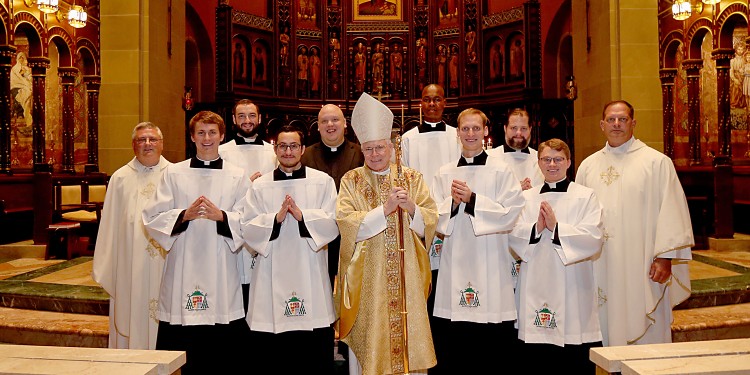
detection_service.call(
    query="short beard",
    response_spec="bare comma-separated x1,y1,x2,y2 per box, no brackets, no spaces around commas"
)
237,125,259,138
508,137,529,150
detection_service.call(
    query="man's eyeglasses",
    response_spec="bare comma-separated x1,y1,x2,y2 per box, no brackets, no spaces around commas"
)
540,157,566,165
604,117,630,124
135,137,162,145
362,144,388,155
276,143,302,151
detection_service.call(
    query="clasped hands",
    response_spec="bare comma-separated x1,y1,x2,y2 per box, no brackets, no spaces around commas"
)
188,196,220,221
276,194,303,223
384,187,416,217
535,201,557,233
451,179,472,208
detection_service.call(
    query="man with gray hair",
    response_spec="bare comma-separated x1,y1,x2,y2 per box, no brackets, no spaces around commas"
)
92,122,171,349
337,93,437,375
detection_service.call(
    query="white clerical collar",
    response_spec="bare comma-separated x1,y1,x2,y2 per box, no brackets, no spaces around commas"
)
243,136,258,143
324,140,345,152
372,167,390,176
545,177,567,188
197,156,220,165
425,121,440,127
606,136,635,154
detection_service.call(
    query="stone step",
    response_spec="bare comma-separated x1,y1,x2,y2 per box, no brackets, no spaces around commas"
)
0,240,46,260
672,302,750,342
708,233,750,252
0,257,108,315
0,306,107,347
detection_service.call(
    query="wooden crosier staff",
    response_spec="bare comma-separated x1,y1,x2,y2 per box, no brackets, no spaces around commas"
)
394,108,410,375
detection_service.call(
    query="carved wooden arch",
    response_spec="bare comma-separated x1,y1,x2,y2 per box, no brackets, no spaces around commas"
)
252,37,271,52
715,3,748,50
660,30,684,69
47,27,75,67
0,4,10,44
685,18,713,60
388,36,406,47
76,38,100,76
12,12,46,56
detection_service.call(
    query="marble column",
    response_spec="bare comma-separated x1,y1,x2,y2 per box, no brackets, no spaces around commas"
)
660,68,677,159
58,67,78,174
28,56,50,172
0,45,16,175
84,76,101,173
683,59,703,166
713,48,733,161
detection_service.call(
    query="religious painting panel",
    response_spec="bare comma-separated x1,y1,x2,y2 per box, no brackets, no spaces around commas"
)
729,26,749,159
485,36,504,88
370,39,386,96
297,44,311,97
10,36,33,170
308,45,323,97
700,34,718,164
388,39,406,99
437,0,459,29
435,44,448,90
45,43,62,168
297,0,319,29
482,17,522,91
447,43,460,96
73,51,89,167
351,38,369,97
251,39,271,90
415,29,428,92
352,0,402,21
673,43,690,167
465,23,478,66
328,30,343,96
232,36,249,85
507,32,525,82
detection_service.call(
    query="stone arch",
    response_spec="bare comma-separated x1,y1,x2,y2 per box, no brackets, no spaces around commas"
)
47,27,74,67
686,18,713,60
0,4,10,44
660,31,684,69
76,38,100,76
12,12,46,56
716,9,748,51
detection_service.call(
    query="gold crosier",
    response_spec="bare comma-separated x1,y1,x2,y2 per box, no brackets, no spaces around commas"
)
394,128,410,374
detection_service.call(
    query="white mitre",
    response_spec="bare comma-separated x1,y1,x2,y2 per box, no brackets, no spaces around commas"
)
351,92,393,144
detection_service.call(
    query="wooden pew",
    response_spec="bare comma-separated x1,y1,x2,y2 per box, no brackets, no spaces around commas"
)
32,172,108,245
590,338,750,374
0,344,185,375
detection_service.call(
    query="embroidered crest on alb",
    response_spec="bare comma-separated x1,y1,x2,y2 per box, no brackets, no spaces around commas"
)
533,303,557,329
284,292,306,317
431,238,443,257
185,288,209,311
459,283,480,308
511,259,521,279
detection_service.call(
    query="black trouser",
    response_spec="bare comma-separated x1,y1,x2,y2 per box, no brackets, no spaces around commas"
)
249,326,335,374
156,318,251,374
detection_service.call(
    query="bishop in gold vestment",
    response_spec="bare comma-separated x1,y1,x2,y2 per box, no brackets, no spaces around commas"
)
336,93,437,374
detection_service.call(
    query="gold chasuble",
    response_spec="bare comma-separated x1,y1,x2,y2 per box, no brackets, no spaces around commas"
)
336,164,437,374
